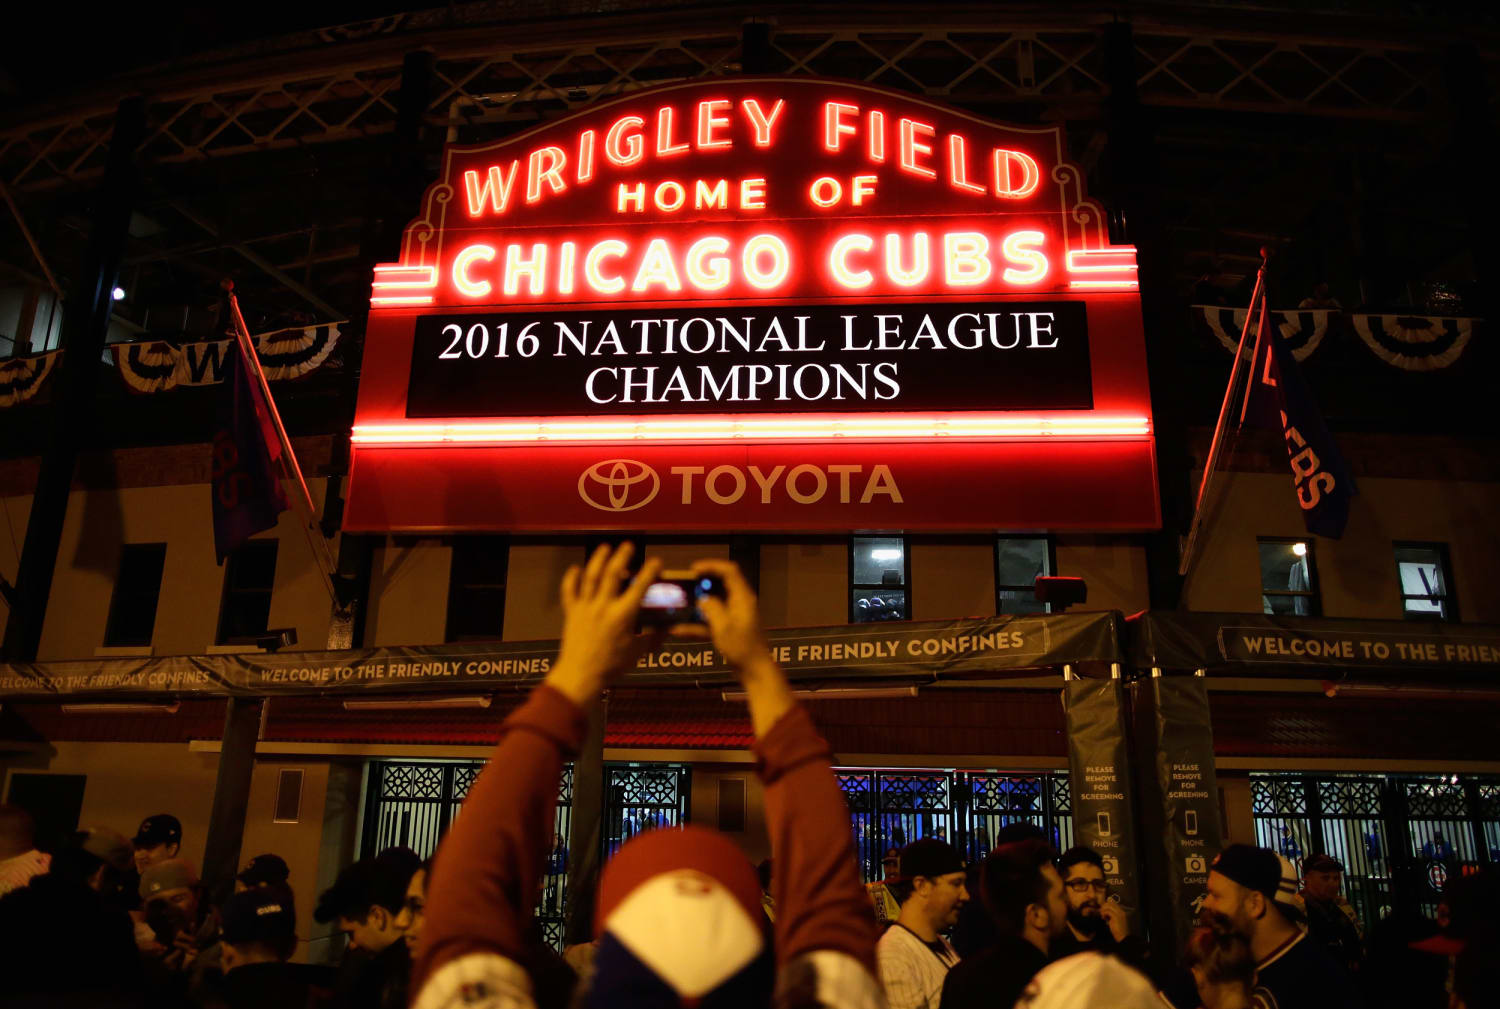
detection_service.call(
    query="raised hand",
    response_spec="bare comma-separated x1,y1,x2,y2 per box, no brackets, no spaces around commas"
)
545,542,662,706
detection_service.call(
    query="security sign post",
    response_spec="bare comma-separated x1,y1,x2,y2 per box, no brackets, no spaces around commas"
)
346,78,1158,533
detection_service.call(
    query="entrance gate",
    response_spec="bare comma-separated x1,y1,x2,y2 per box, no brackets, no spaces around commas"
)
1251,772,1499,932
836,768,1073,884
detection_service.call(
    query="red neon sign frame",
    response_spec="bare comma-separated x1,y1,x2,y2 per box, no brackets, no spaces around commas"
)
349,78,1158,532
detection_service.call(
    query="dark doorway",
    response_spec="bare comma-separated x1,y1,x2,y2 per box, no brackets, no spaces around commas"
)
5,773,87,851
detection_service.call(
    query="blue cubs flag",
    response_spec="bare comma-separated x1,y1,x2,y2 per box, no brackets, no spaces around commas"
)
1245,303,1357,538
212,341,289,563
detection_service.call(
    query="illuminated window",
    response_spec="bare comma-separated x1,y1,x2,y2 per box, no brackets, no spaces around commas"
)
1258,539,1318,617
996,536,1052,615
1394,543,1455,621
446,537,510,642
104,543,166,647
217,540,279,644
851,535,908,623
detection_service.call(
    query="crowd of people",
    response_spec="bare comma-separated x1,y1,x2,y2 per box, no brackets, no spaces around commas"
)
1,545,1495,1008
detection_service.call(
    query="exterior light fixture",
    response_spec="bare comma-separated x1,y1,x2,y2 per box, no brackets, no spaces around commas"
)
342,695,493,711
1292,542,1308,557
111,287,126,301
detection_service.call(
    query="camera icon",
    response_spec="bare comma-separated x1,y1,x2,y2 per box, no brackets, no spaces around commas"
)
1100,855,1120,876
1185,855,1208,874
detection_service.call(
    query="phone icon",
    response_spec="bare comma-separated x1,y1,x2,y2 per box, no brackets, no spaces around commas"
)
1097,811,1112,837
1185,810,1199,836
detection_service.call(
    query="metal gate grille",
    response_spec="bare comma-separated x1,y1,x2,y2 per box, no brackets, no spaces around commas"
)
837,768,1072,883
604,764,691,860
362,759,573,947
1252,773,1499,932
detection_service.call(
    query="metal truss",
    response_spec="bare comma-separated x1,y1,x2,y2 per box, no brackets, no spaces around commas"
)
0,18,1478,194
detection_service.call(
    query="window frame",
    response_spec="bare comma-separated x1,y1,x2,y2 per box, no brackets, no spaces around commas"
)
444,535,511,642
994,535,1056,615
1393,541,1457,622
1257,536,1321,617
215,539,280,645
103,542,168,648
848,533,911,623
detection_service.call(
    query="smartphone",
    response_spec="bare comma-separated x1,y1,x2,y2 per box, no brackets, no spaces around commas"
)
638,571,725,627
1185,809,1199,836
1097,811,1112,837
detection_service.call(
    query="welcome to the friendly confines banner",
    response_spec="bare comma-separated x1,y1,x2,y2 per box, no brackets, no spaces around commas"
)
0,612,1122,698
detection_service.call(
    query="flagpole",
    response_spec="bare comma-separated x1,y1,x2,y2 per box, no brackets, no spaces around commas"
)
222,280,343,610
1178,248,1269,578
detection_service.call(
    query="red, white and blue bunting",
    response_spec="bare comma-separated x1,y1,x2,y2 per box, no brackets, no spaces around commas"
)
0,349,60,407
0,324,342,407
1350,314,1475,372
113,323,341,394
1193,306,1331,362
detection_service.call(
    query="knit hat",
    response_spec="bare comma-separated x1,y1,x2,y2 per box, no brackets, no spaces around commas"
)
1273,854,1306,921
586,824,772,1007
140,858,199,899
900,838,965,881
1016,952,1162,1009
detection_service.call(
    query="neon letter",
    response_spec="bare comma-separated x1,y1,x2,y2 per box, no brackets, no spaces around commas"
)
740,178,766,210
943,232,991,286
584,240,628,294
558,241,576,295
993,149,1041,199
632,238,683,292
617,182,646,213
577,129,596,183
463,162,520,216
526,146,568,203
694,178,728,209
884,232,931,286
452,243,496,298
697,99,732,149
741,98,785,147
824,102,859,152
685,236,731,291
809,176,842,208
656,106,689,156
852,174,877,206
605,115,645,166
655,180,686,212
503,243,547,297
947,134,985,194
868,110,885,162
898,119,937,179
830,233,874,289
742,234,790,290
1001,230,1049,284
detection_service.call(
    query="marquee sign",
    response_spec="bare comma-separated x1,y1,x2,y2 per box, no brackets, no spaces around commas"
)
347,78,1158,531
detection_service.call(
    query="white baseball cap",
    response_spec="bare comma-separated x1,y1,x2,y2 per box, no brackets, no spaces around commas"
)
1015,952,1165,1009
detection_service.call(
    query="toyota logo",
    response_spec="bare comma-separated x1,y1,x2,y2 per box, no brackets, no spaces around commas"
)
578,459,661,512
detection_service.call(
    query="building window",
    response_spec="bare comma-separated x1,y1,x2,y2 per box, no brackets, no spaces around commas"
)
217,540,278,644
996,536,1053,614
850,535,908,622
1395,544,1455,621
446,536,509,641
103,543,167,647
1258,538,1318,616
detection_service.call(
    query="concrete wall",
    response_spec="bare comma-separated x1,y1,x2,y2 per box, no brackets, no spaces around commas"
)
1,742,220,869
1183,472,1500,621
366,539,451,647
239,760,332,961
759,538,848,628
689,764,771,867
26,480,335,661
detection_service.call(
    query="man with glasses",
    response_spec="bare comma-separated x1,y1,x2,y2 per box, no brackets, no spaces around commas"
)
1049,846,1147,967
